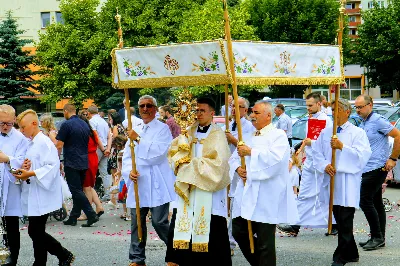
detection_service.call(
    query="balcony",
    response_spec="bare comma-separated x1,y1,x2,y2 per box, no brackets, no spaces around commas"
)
349,21,361,27
345,8,361,14
349,35,359,39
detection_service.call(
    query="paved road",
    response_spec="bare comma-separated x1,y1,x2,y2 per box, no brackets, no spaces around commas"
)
15,187,400,266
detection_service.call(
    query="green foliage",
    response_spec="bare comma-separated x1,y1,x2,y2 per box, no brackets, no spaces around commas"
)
357,0,400,93
104,92,125,110
0,11,35,105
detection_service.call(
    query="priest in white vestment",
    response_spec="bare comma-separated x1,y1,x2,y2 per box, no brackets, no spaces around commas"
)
222,96,254,255
165,97,232,266
313,98,371,266
278,92,334,236
14,110,74,266
229,100,298,266
0,104,29,265
122,95,176,266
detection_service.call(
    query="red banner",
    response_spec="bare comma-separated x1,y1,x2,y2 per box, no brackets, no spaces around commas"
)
307,119,327,140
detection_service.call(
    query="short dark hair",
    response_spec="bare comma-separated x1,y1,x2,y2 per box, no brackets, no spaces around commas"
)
197,97,216,111
306,92,322,103
160,105,173,114
275,104,285,111
110,111,122,126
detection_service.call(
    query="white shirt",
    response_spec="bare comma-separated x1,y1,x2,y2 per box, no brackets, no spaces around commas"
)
276,112,293,138
312,122,372,208
194,126,228,218
229,125,298,224
222,117,254,197
21,132,62,216
122,115,143,130
122,118,176,208
304,111,332,170
0,128,29,217
221,105,232,117
89,114,109,146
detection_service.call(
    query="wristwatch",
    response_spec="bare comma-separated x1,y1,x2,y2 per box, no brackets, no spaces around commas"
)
390,157,398,162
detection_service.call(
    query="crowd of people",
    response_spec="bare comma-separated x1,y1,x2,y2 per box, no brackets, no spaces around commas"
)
0,91,398,266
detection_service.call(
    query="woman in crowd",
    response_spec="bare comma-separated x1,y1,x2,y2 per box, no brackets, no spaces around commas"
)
77,112,105,220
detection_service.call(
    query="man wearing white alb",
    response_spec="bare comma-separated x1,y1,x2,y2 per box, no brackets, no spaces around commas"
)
230,100,298,266
0,105,29,266
122,95,175,266
313,98,371,266
278,92,334,236
14,110,74,266
87,105,112,200
223,96,254,256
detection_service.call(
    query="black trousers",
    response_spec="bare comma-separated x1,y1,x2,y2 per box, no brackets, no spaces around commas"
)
28,214,69,265
288,138,292,147
232,217,276,266
2,216,20,263
165,209,232,266
64,166,96,220
359,167,387,239
332,205,358,262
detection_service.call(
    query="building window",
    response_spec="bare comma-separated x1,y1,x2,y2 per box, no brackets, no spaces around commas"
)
346,3,356,9
368,1,385,8
349,29,357,35
56,12,64,24
41,12,50,28
342,78,362,100
349,16,357,22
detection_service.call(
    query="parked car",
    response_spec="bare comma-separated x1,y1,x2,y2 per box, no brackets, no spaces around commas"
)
371,106,400,125
389,118,400,184
349,98,393,107
291,115,363,147
263,98,306,107
272,106,308,126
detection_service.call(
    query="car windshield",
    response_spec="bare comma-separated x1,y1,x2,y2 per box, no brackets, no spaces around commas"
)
292,119,307,140
280,100,300,106
289,108,307,118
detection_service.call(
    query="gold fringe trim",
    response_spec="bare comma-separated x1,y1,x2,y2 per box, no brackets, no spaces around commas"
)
178,144,190,152
192,243,209,253
173,240,190,250
174,156,191,175
113,75,230,89
174,183,189,205
236,77,345,86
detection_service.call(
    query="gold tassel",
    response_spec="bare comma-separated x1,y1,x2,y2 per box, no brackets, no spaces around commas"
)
192,243,209,252
178,144,190,152
173,240,190,250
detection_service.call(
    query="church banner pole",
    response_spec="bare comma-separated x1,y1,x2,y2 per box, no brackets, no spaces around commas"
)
223,0,254,253
328,0,345,234
115,10,143,242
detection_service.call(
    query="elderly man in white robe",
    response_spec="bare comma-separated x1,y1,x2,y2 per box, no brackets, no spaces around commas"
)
0,105,29,266
13,110,74,266
223,96,254,256
313,98,371,266
278,92,335,236
122,95,176,266
165,97,232,266
230,100,298,266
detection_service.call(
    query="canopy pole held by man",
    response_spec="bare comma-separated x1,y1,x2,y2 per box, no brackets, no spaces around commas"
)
328,0,345,234
223,0,254,254
115,9,142,242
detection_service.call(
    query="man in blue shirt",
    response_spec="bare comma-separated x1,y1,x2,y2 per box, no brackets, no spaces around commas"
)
355,95,400,250
274,104,293,146
56,104,99,227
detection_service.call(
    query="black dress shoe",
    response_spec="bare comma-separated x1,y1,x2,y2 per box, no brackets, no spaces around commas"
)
276,224,299,236
331,260,345,266
81,215,99,227
58,251,75,266
63,219,77,226
359,238,370,247
97,210,104,218
346,257,359,262
363,238,385,250
325,228,339,236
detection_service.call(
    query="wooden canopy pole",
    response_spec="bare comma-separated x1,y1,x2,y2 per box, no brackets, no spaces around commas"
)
328,0,345,234
223,0,254,254
115,10,143,242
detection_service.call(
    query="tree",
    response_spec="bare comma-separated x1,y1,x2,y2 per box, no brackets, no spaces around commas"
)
244,0,352,97
0,11,35,105
35,0,112,107
357,0,400,94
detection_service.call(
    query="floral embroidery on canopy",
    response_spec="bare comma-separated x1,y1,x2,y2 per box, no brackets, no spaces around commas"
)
234,54,258,74
123,59,156,77
192,51,220,72
312,57,336,75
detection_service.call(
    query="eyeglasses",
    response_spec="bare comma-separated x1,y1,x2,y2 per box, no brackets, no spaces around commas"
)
0,122,13,126
195,109,206,114
354,103,370,110
232,105,246,109
139,104,154,109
